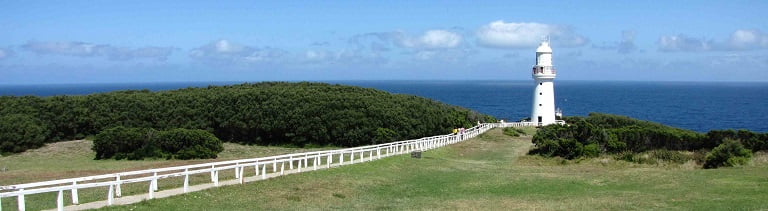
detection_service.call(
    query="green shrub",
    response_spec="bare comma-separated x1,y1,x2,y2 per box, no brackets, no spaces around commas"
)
0,114,49,154
502,127,524,137
93,127,223,160
614,151,636,163
704,139,752,169
92,127,158,160
156,128,223,159
706,129,767,152
648,149,691,164
583,143,601,158
529,113,735,160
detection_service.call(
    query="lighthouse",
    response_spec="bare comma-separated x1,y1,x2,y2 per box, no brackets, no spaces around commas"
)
530,38,557,126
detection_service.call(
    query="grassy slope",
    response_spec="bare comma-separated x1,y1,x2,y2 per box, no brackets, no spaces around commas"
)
0,140,336,211
82,128,768,210
0,140,334,185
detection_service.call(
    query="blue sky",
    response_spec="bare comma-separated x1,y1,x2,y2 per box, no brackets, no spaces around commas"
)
1,1,767,84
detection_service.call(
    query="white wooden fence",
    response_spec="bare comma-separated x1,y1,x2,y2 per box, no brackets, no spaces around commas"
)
0,123,501,211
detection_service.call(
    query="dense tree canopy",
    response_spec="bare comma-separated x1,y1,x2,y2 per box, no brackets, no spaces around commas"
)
0,82,495,154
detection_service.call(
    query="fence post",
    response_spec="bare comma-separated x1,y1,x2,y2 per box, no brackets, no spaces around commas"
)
239,166,245,183
148,181,154,199
327,153,332,168
303,155,308,168
213,170,219,186
273,158,278,173
298,159,302,172
57,190,63,211
71,181,79,204
340,152,344,164
152,172,158,191
369,150,373,161
115,174,122,197
350,151,355,164
210,165,215,182
184,169,189,193
108,184,114,205
235,162,240,179
313,155,318,170
377,147,381,159
16,189,24,211
280,161,285,176
289,156,294,169
261,163,267,179
254,161,259,176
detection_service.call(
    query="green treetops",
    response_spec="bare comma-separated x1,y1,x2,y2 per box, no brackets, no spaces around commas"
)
1,82,495,156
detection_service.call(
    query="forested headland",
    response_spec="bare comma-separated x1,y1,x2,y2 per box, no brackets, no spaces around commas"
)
0,82,495,157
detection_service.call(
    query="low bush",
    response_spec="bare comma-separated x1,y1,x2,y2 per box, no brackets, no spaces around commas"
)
529,113,766,163
93,127,223,160
706,130,767,152
502,127,525,137
704,139,752,169
156,128,223,159
92,127,158,160
613,150,692,165
0,114,49,154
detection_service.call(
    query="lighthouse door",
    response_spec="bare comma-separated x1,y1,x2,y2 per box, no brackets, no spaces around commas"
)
537,116,542,125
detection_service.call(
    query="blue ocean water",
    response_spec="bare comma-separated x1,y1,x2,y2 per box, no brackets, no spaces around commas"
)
1,80,766,132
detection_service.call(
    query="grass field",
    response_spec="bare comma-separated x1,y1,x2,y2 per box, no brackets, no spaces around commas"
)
0,140,336,210
70,128,767,210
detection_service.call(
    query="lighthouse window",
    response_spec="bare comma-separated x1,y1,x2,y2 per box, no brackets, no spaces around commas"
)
539,92,542,95
539,83,542,85
539,104,542,106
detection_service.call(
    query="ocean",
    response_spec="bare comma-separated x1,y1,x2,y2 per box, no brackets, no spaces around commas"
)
1,80,766,133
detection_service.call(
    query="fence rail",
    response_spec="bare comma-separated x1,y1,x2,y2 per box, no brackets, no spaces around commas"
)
0,123,518,211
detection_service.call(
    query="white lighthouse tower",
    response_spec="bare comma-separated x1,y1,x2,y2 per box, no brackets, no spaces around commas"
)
530,38,557,126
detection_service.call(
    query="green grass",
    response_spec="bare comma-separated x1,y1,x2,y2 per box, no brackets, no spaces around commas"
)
76,128,768,210
0,140,336,211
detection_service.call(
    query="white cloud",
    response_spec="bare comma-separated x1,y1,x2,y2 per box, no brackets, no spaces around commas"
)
301,49,387,65
658,35,711,52
395,30,462,49
21,41,174,61
343,30,465,63
476,20,588,48
189,39,286,64
725,29,768,50
658,29,768,52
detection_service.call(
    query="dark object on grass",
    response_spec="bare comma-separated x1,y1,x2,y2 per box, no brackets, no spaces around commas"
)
411,151,422,158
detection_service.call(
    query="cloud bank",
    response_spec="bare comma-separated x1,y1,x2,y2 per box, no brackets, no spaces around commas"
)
394,30,463,49
658,29,768,52
189,39,287,64
476,21,588,48
21,41,174,61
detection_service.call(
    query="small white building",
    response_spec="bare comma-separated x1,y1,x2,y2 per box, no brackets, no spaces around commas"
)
530,39,558,126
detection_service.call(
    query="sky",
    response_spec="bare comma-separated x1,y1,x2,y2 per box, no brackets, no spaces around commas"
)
1,1,767,84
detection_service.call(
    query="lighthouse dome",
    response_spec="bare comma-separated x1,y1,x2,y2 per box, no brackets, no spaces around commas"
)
536,41,552,53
